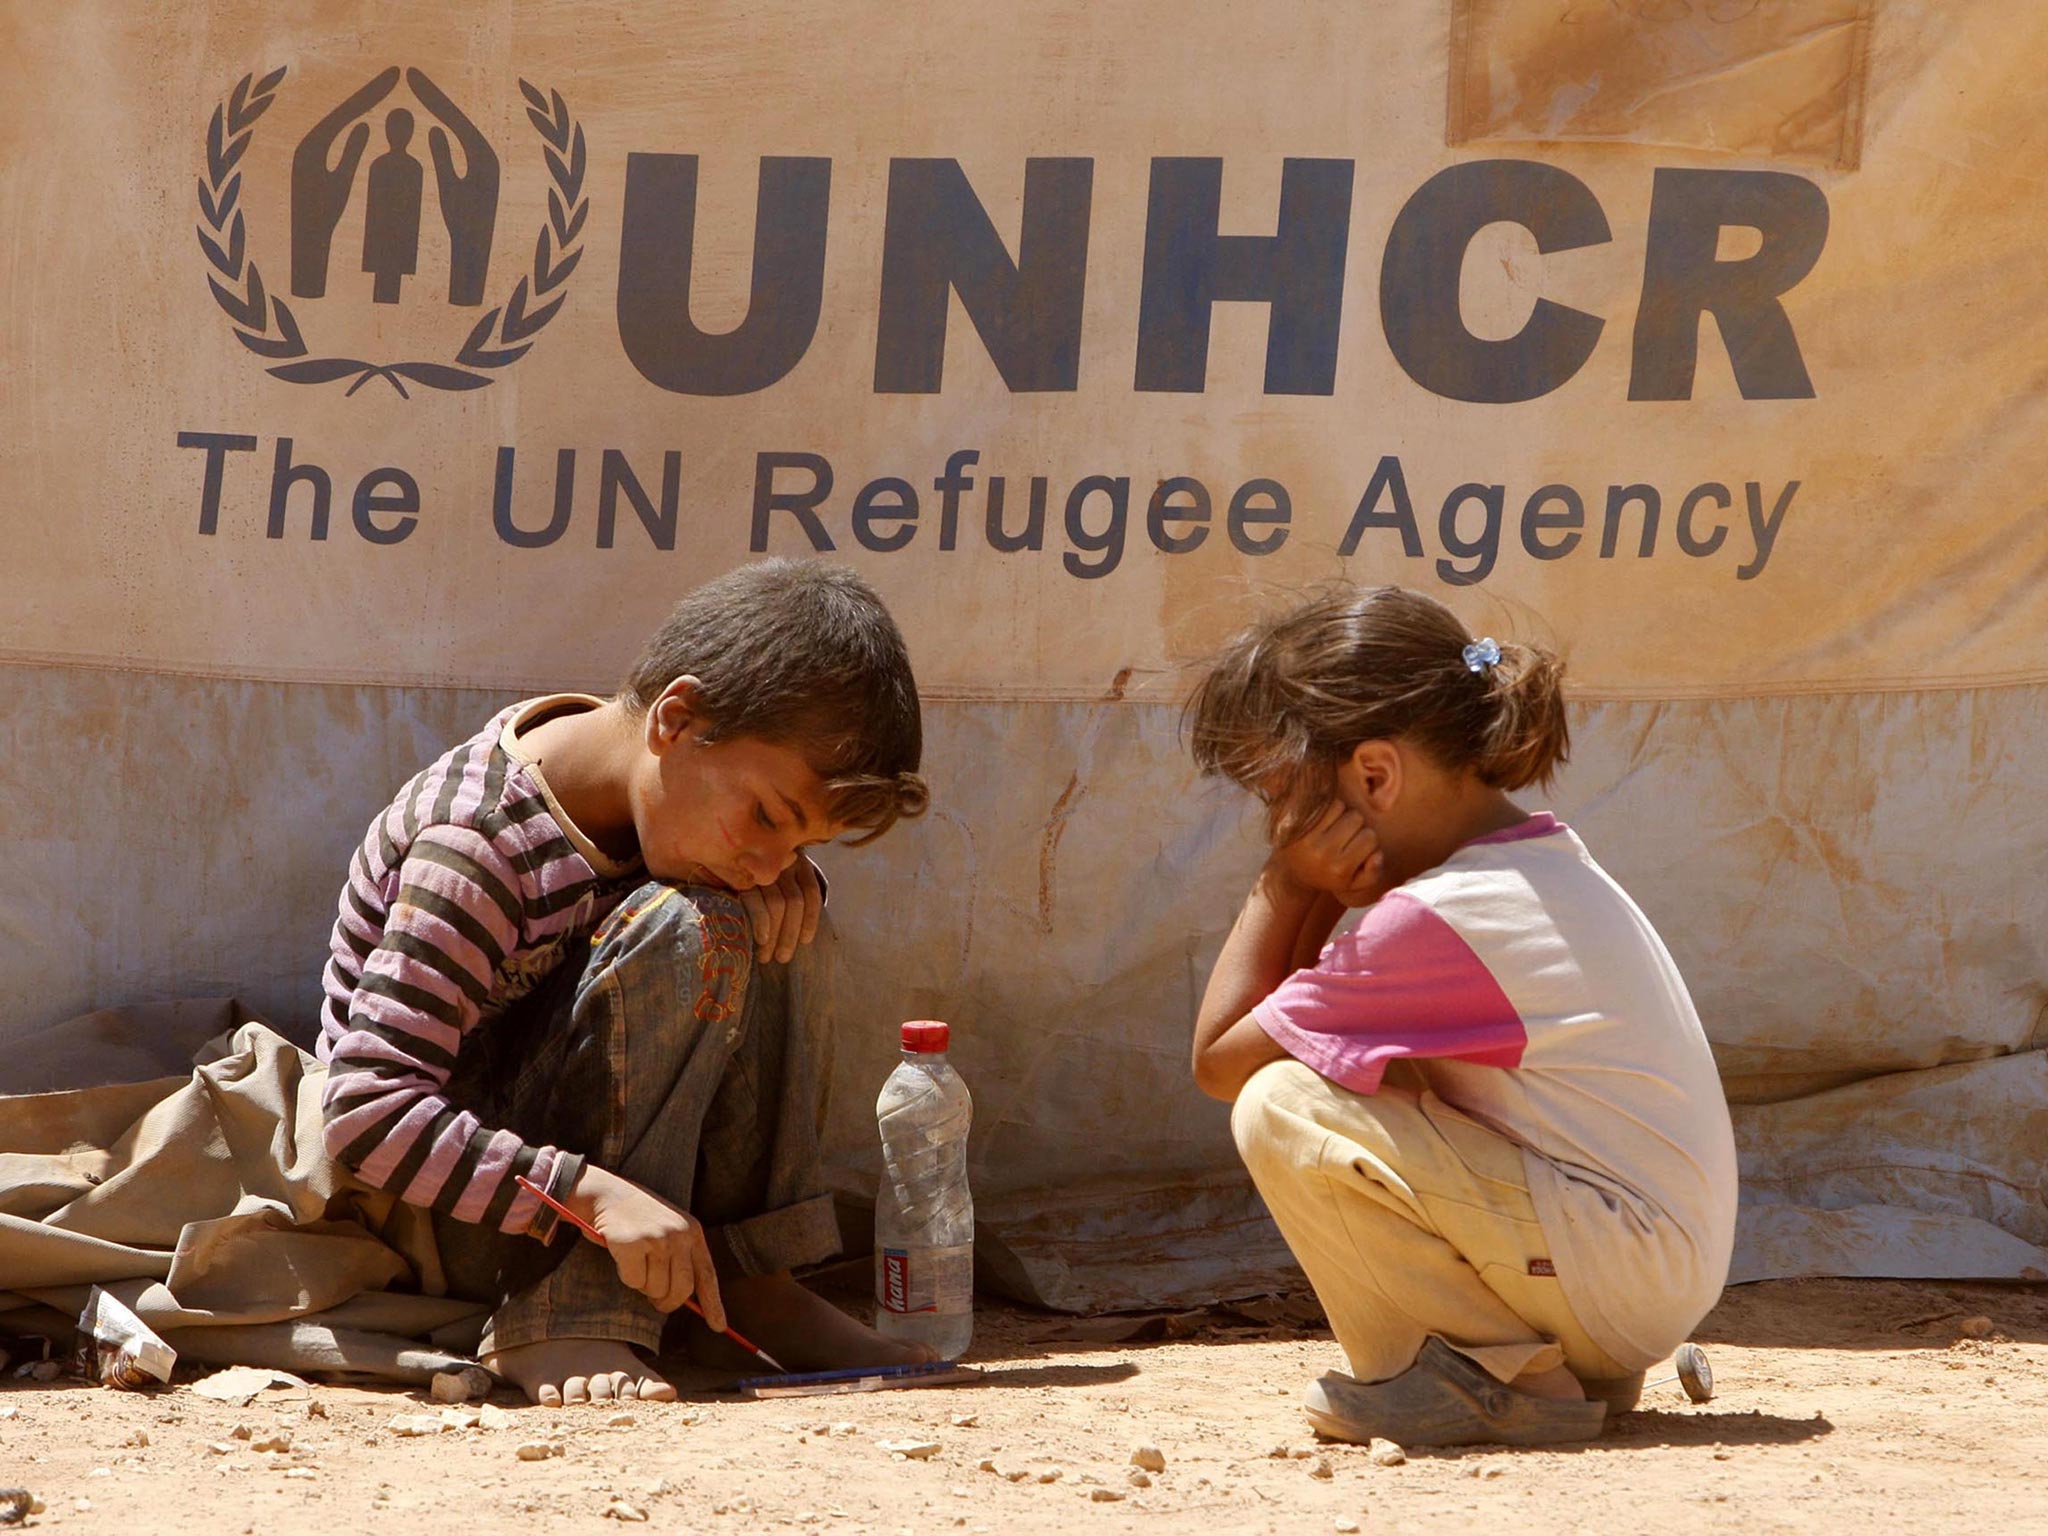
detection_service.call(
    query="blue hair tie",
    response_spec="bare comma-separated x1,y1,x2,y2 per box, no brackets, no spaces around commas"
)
1462,636,1501,675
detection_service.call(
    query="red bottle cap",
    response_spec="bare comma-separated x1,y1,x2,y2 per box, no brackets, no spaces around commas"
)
900,1021,950,1053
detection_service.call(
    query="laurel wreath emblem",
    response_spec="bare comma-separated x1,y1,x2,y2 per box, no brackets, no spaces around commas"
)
197,69,587,397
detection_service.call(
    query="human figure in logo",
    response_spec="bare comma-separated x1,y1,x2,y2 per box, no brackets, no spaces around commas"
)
290,65,401,299
407,68,499,306
362,109,424,304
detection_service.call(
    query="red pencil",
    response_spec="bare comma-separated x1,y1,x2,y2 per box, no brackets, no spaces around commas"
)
514,1173,786,1373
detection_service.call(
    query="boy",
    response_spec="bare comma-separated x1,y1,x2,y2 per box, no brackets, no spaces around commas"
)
318,560,931,1406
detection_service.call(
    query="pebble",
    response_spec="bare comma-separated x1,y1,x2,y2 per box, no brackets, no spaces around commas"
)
0,1407,16,1419
1088,1488,1125,1503
231,1424,254,1440
1036,1469,1064,1484
251,1433,292,1453
1131,1444,1166,1474
206,1443,237,1456
305,1400,329,1419
516,1441,565,1462
951,1413,979,1428
389,1414,447,1437
478,1403,518,1431
284,1468,316,1480
122,1431,150,1449
1266,1443,1292,1459
1310,1456,1334,1480
431,1366,495,1403
879,1439,941,1460
1481,1464,1506,1480
1336,1522,1362,1533
440,1407,482,1430
1367,1438,1406,1468
603,1502,649,1523
606,1412,636,1428
1957,1316,1996,1339
72,1500,93,1515
1126,1469,1152,1489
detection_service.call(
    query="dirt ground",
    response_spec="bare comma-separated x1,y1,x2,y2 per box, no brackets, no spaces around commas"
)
3,1276,2045,1535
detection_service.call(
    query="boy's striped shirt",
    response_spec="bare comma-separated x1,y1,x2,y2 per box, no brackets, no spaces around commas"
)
316,696,641,1236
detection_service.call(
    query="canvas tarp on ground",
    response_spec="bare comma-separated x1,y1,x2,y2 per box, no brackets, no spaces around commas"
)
2,0,2044,1311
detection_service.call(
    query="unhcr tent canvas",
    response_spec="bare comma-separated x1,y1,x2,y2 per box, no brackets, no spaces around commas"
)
1,0,2043,1309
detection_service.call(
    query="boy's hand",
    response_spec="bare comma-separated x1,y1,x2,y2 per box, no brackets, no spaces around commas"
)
739,852,824,964
1269,802,1387,908
566,1165,726,1332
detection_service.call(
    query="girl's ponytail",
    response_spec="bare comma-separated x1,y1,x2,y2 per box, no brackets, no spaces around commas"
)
1475,640,1570,791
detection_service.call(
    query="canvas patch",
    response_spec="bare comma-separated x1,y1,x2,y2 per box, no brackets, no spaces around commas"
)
1449,0,1875,170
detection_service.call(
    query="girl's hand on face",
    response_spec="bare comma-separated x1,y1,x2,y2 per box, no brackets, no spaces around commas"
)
1271,801,1387,908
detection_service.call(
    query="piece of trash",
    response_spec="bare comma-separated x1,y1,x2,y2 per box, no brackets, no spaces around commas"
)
79,1287,176,1389
190,1365,310,1406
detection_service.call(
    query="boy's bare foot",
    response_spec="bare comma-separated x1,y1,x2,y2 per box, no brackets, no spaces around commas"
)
483,1337,679,1407
681,1272,939,1374
1509,1361,1589,1401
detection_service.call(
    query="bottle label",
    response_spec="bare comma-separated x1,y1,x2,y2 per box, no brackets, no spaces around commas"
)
876,1243,974,1315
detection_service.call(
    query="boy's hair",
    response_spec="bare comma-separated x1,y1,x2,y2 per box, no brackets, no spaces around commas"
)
1185,585,1568,843
622,560,927,842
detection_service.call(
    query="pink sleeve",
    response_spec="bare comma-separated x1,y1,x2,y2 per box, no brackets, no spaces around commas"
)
1252,890,1527,1095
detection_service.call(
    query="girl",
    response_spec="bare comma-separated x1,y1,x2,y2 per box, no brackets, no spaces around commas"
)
1186,586,1735,1446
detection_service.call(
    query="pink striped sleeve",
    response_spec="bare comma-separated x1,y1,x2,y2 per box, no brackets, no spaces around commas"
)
1252,890,1526,1096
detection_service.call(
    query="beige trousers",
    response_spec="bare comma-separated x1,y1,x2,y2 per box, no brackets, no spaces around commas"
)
1232,1059,1636,1388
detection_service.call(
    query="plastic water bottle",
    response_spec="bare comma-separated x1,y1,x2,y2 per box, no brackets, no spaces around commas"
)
874,1020,974,1359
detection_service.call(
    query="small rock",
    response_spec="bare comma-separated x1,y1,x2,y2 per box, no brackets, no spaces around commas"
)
977,1459,1000,1474
606,1412,636,1428
1088,1488,1124,1503
122,1430,150,1449
1481,1464,1506,1480
951,1413,979,1428
1004,1469,1031,1483
439,1407,481,1430
515,1441,565,1462
1957,1315,1996,1339
1310,1456,1334,1480
73,1499,94,1515
251,1432,292,1453
1131,1444,1166,1474
1336,1522,1362,1533
284,1467,316,1480
879,1439,941,1460
478,1403,518,1431
603,1502,649,1523
0,1407,17,1419
305,1400,329,1419
28,1362,62,1383
1290,1446,1315,1460
830,1422,858,1436
1126,1469,1152,1489
1367,1438,1406,1468
231,1424,253,1440
389,1413,447,1437
432,1366,495,1404
1037,1469,1063,1484
1267,1443,1292,1459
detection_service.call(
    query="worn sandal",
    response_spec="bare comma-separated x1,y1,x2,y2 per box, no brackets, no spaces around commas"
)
1303,1337,1609,1447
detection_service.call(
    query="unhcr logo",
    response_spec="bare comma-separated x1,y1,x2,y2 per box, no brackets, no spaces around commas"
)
196,66,588,397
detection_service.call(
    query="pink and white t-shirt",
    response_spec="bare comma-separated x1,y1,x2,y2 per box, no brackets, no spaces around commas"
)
1253,813,1738,1363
